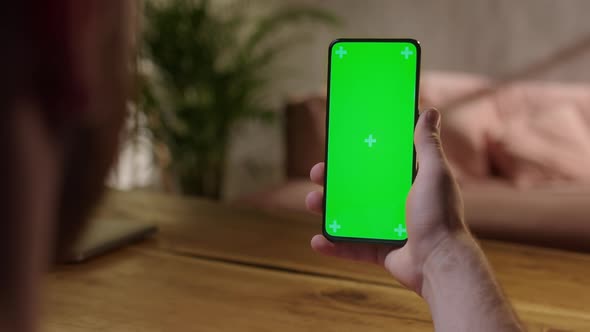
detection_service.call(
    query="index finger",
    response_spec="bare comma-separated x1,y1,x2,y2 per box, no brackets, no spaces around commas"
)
310,162,325,186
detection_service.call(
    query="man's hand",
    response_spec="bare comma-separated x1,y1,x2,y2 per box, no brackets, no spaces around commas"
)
306,108,466,294
306,109,524,331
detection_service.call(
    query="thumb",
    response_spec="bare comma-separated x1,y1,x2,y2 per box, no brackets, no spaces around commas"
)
414,109,447,178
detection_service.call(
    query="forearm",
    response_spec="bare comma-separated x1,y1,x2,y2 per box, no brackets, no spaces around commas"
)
421,232,524,332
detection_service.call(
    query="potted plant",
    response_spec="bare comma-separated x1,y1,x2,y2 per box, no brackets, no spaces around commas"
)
138,0,337,199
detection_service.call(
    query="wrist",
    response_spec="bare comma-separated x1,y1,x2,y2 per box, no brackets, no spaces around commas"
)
419,231,524,331
420,230,482,297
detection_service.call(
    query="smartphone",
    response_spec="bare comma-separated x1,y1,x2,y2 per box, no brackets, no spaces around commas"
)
323,39,420,245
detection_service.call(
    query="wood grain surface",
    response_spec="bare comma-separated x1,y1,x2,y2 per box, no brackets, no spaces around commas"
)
43,190,590,331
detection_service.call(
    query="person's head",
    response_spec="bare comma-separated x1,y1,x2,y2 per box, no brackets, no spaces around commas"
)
0,0,134,331
0,2,132,327
1,0,132,257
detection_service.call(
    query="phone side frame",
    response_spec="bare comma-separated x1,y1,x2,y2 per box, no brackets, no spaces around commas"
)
322,38,421,246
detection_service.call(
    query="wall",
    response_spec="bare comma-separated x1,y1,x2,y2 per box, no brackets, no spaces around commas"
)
273,0,590,96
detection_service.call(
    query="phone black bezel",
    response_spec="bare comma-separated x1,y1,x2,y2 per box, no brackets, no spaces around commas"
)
323,38,421,246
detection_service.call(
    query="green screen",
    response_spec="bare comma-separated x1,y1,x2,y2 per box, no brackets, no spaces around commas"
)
324,40,419,242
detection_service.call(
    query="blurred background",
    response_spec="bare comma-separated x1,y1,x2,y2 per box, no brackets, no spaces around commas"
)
110,0,590,249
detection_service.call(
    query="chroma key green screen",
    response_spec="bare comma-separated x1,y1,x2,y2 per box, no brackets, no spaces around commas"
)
324,39,420,243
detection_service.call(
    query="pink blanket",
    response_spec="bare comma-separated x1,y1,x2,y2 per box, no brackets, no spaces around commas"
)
420,71,590,187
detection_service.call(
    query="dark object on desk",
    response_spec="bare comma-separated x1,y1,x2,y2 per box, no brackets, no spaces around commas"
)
63,218,157,263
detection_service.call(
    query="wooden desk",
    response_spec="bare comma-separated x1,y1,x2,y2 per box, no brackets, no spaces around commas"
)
44,190,590,331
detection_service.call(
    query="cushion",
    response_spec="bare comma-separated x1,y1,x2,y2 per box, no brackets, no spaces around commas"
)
489,82,590,187
421,71,590,187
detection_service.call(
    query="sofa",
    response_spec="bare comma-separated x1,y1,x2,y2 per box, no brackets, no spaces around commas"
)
240,71,590,252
